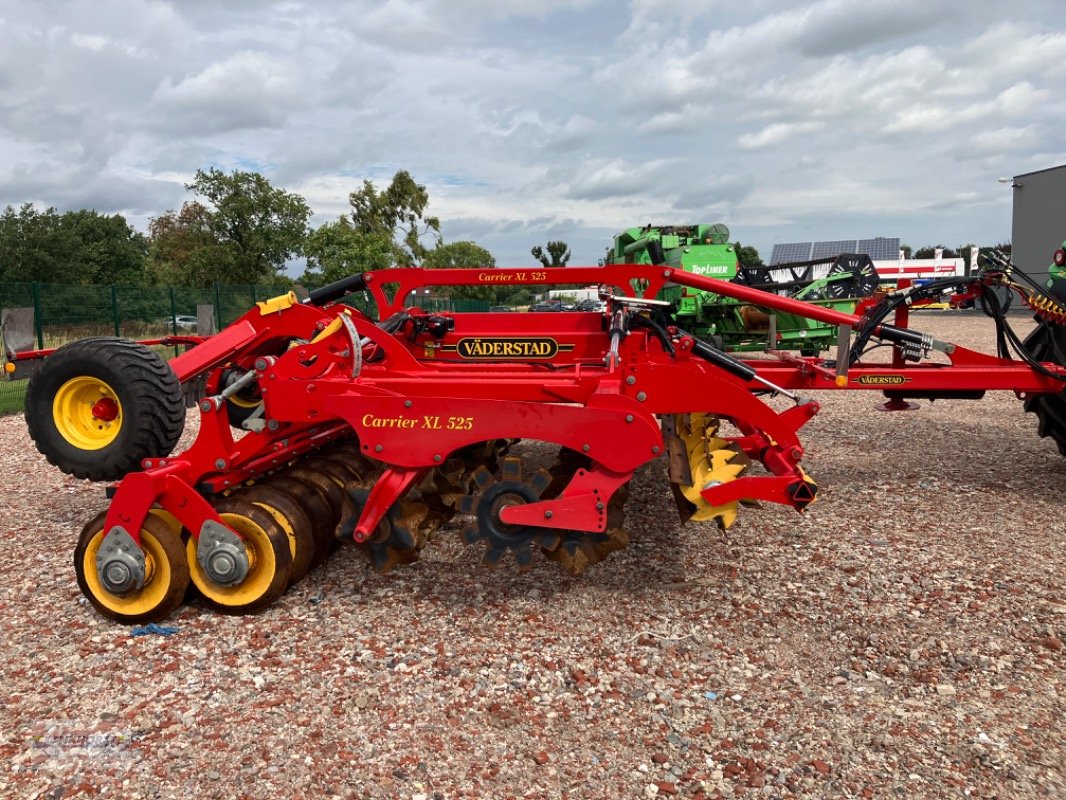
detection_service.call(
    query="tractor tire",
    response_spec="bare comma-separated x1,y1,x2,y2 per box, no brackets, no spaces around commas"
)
1022,323,1066,458
25,337,185,481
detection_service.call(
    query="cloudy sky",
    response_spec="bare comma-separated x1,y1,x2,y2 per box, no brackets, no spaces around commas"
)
1,0,1064,268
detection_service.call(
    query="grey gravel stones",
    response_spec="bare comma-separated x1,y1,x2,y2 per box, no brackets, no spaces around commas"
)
1,312,1062,798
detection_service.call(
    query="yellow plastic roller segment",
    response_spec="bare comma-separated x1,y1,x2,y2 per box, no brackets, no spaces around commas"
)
75,511,189,624
186,501,292,615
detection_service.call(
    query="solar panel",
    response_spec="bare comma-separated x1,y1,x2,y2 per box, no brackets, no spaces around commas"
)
856,237,900,260
770,242,813,264
811,239,856,260
770,236,901,264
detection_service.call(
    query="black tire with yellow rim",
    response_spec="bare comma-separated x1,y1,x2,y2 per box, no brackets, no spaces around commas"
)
186,498,292,614
26,337,185,481
75,510,190,624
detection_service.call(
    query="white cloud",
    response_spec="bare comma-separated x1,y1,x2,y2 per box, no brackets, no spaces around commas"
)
969,125,1039,154
0,1,1062,266
566,158,682,201
151,52,308,134
738,122,823,150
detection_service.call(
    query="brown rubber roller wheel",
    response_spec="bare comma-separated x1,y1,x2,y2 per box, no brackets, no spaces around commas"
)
319,441,379,475
242,484,315,585
298,456,367,487
186,498,291,615
286,466,345,522
286,464,347,563
75,510,190,624
325,453,382,483
265,475,336,569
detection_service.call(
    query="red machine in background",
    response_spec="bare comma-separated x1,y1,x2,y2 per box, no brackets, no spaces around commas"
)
23,260,1066,623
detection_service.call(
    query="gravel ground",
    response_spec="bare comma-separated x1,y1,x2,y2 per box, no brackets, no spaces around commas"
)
1,311,1063,800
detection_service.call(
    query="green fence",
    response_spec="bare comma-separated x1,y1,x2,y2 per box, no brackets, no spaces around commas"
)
0,282,276,349
0,281,488,415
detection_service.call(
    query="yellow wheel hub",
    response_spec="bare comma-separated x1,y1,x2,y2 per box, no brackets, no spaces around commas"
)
52,376,123,450
187,513,277,606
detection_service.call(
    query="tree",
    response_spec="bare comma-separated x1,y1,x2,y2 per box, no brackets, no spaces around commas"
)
300,216,397,285
148,202,233,287
349,170,440,264
734,243,763,268
914,245,958,259
0,203,148,285
531,241,571,267
0,204,65,282
900,245,913,259
182,168,311,285
58,210,149,285
421,241,496,269
421,241,500,301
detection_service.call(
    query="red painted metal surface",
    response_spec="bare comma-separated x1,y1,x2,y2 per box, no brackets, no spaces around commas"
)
88,264,1065,549
8,335,203,366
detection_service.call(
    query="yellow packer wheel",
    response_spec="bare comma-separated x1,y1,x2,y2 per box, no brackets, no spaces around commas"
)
187,499,291,615
75,511,189,624
242,485,315,585
264,474,336,569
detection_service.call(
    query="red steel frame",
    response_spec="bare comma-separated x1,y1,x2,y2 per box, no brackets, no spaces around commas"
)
100,265,1066,552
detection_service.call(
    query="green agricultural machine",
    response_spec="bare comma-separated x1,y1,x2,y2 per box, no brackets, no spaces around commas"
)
1048,239,1066,299
604,223,880,354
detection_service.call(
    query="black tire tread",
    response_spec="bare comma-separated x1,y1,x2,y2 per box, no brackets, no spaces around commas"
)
25,337,185,481
1022,324,1066,457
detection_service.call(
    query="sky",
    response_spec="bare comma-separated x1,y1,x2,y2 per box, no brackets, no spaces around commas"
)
1,0,1064,270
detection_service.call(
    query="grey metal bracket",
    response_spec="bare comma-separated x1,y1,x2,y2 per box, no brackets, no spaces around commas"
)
95,526,146,595
196,520,250,587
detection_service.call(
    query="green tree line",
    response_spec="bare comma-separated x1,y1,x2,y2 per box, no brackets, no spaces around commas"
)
1,167,775,307
0,169,511,292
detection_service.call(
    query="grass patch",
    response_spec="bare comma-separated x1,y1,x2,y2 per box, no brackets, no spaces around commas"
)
0,379,27,416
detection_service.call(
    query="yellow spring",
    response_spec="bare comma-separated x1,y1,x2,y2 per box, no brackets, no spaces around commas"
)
1027,292,1066,323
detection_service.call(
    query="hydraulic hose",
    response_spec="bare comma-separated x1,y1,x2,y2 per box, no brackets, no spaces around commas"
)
306,274,368,306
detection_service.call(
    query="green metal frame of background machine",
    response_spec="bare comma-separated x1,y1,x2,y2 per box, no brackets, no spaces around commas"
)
603,223,879,354
1049,240,1066,296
